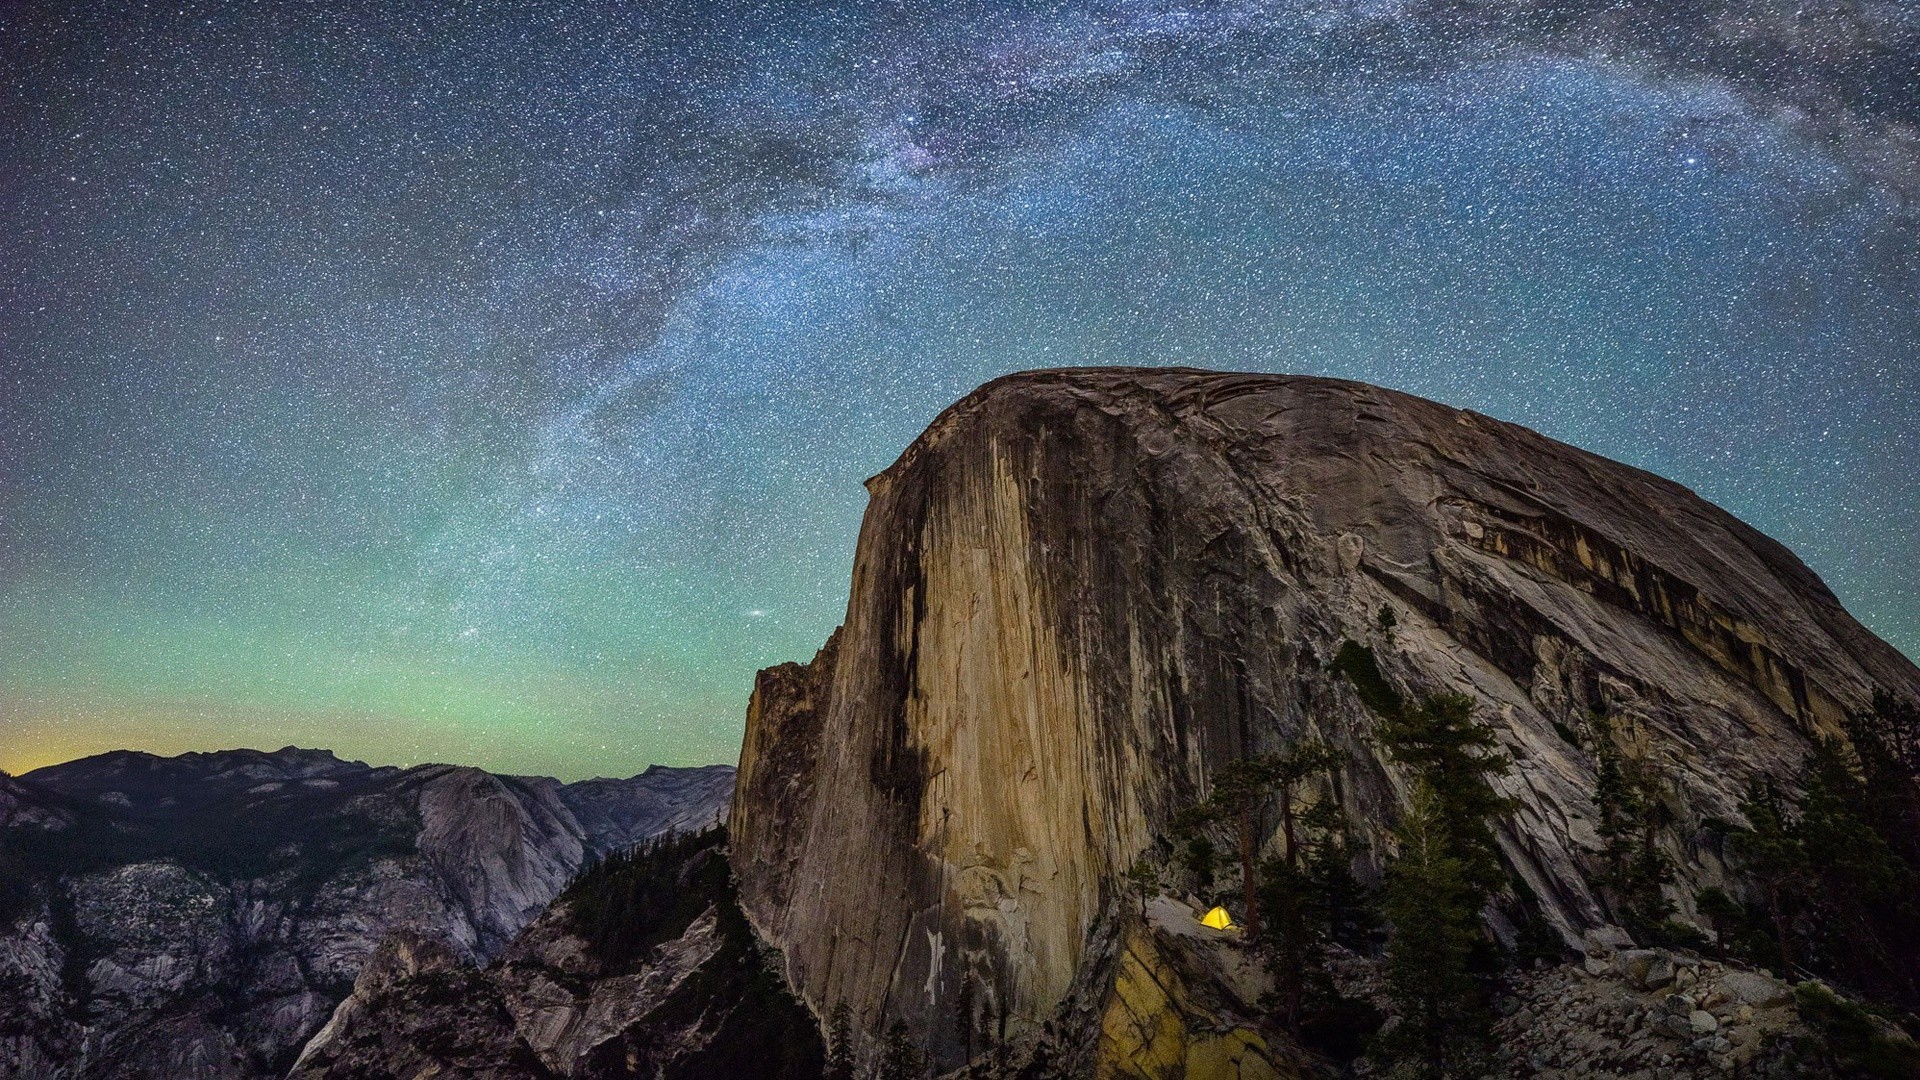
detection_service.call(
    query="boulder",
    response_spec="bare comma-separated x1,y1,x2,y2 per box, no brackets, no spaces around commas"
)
1613,950,1662,988
1719,970,1793,1008
1643,954,1677,990
1582,925,1635,958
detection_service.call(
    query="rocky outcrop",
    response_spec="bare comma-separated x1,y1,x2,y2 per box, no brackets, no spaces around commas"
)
0,904,79,1078
0,748,735,1080
287,930,548,1080
730,368,1920,1073
1095,898,1296,1080
288,829,824,1080
0,775,73,832
1483,941,1920,1079
414,768,588,958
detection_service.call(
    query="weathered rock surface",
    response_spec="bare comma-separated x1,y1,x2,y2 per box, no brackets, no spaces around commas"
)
1095,898,1297,1080
730,368,1920,1073
1488,955,1830,1079
288,930,549,1080
288,829,824,1080
0,775,73,833
0,748,735,1080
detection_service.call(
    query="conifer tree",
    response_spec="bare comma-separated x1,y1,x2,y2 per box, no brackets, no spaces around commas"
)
955,976,977,1065
824,1002,855,1080
1174,755,1279,938
1380,782,1488,1080
1174,741,1344,941
877,1019,923,1080
1780,739,1916,999
1590,722,1677,937
1180,833,1218,898
1378,693,1516,894
1257,853,1326,1032
1253,757,1360,1032
1728,783,1811,972
1715,731,1920,1006
1302,798,1378,951
1273,742,1344,871
1126,855,1159,919
1374,694,1511,1078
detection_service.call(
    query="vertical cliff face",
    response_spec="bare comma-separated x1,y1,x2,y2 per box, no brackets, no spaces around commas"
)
730,368,1920,1072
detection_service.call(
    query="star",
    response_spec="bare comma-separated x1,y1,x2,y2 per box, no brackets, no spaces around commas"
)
0,0,1913,779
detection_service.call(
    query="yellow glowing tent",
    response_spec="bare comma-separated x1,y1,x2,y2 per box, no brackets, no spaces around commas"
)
1199,906,1234,930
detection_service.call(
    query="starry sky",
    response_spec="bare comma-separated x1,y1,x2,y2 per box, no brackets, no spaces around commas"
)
2,0,1917,780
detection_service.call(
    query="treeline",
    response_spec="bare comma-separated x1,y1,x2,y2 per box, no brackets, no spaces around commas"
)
1580,691,1920,1013
1701,693,1920,1008
561,825,734,973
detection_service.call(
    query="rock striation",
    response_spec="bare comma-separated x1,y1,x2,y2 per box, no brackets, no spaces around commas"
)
730,368,1920,1074
0,748,734,1080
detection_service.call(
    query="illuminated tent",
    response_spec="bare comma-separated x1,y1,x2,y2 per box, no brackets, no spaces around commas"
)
1199,906,1234,930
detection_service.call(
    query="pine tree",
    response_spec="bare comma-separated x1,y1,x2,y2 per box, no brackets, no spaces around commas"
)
1591,722,1677,938
1180,833,1218,898
1273,742,1344,872
1793,739,1918,1002
877,1019,923,1080
1373,694,1512,1079
1125,855,1159,919
1380,782,1489,1080
955,976,977,1066
1378,693,1516,894
1255,775,1370,1033
1174,755,1278,938
1257,853,1326,1032
1727,783,1811,972
1713,731,1920,1008
1174,742,1344,941
1692,885,1752,961
824,1002,855,1080
1302,798,1378,951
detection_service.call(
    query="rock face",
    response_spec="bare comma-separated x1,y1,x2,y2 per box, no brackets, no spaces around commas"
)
537,764,739,855
0,748,735,1080
287,828,824,1080
730,368,1920,1073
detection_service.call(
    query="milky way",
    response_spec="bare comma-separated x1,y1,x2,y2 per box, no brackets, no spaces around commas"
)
3,0,1917,778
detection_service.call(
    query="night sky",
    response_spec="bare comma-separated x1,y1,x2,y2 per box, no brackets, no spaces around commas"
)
3,1,1916,780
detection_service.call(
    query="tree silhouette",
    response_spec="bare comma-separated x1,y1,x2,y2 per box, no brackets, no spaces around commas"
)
1380,782,1488,1079
876,1019,923,1080
824,1002,854,1080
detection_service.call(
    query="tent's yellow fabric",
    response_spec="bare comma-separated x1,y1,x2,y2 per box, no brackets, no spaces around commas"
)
1200,906,1234,930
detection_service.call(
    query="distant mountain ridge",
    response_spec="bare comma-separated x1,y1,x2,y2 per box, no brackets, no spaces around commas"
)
16,746,735,860
0,747,735,1080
